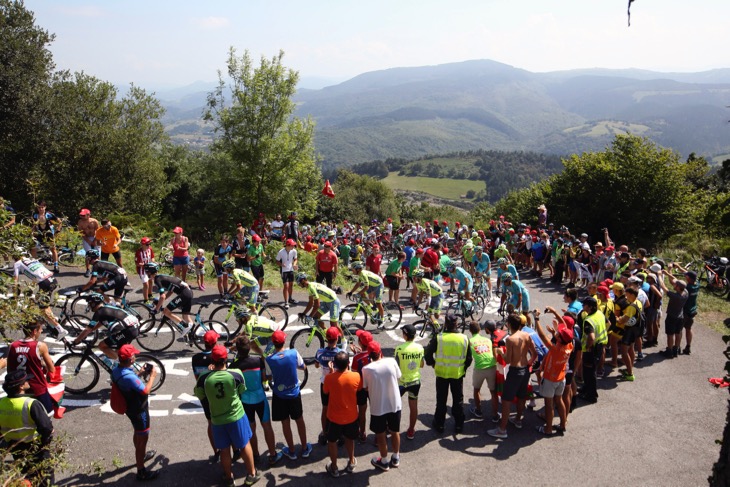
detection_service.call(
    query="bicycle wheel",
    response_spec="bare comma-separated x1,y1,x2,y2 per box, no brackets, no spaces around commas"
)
708,275,730,297
136,320,176,352
134,354,166,393
290,328,323,367
472,296,486,321
61,314,98,343
192,321,230,351
259,303,289,331
55,352,100,394
127,301,156,327
382,301,403,330
339,304,368,330
58,251,84,268
414,319,439,339
298,365,309,390
70,295,93,318
209,305,240,336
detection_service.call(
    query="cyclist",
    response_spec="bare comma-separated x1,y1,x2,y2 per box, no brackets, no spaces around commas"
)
81,249,129,305
236,309,278,356
222,259,259,312
472,246,493,296
70,293,140,364
30,200,62,273
412,270,445,321
12,253,67,339
500,274,532,327
496,258,519,291
347,262,385,325
144,262,195,336
446,263,474,303
296,273,341,333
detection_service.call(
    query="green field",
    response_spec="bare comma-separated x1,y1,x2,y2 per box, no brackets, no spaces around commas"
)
381,172,484,200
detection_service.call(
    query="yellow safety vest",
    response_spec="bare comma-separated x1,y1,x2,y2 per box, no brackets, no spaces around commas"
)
0,396,39,444
434,332,469,379
582,311,608,351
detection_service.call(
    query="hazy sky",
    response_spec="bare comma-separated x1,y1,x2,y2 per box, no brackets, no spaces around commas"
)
26,0,730,89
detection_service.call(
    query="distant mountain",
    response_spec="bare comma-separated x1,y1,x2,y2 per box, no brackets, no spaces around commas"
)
158,60,730,164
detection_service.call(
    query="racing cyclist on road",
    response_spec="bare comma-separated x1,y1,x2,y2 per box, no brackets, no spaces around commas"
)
296,273,342,333
235,309,278,356
472,246,493,296
500,273,532,327
347,262,385,326
81,249,129,305
446,263,474,303
143,262,195,337
11,253,67,339
412,269,445,321
71,293,140,364
222,259,259,312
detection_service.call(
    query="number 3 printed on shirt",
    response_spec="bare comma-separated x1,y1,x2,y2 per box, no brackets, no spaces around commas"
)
214,381,225,399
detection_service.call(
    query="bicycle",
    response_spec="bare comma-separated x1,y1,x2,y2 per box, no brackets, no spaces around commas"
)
339,292,402,331
289,315,363,379
136,302,230,352
473,273,492,304
70,285,152,323
445,291,482,333
498,289,513,318
232,334,310,390
413,306,442,339
697,257,730,297
209,290,289,336
54,338,166,395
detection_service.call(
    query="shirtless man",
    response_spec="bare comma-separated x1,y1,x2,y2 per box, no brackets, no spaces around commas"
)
77,208,100,277
488,312,536,439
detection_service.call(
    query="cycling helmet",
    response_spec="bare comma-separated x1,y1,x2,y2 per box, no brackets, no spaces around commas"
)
471,231,478,238
475,246,483,252
352,262,364,271
86,249,100,260
87,293,105,306
143,262,160,274
295,272,308,284
447,263,457,273
721,257,729,265
497,258,507,265
221,259,236,269
412,270,425,279
501,273,513,283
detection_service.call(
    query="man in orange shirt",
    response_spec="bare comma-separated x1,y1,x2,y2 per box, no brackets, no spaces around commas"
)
322,351,361,478
95,219,122,266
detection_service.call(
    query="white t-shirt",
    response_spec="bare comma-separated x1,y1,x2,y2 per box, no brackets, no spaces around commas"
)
362,357,402,416
271,219,285,236
276,248,297,272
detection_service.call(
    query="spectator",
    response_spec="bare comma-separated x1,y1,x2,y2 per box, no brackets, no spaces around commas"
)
170,226,190,281
316,241,338,288
193,248,206,291
425,314,472,434
77,208,100,277
314,327,343,445
264,330,312,461
578,297,607,402
657,270,689,358
135,237,156,301
394,324,425,439
384,252,406,309
350,330,373,443
247,234,266,289
362,341,403,471
251,212,267,240
213,235,233,299
231,226,250,271
111,344,160,481
467,320,498,422
31,201,62,272
338,238,351,268
615,288,642,383
95,218,122,267
284,212,300,247
323,351,361,477
270,214,285,241
277,239,298,308
191,330,221,463
681,270,700,355
366,244,383,276
563,289,583,315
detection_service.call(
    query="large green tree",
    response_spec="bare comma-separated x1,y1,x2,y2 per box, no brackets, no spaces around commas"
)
317,170,399,224
204,49,321,227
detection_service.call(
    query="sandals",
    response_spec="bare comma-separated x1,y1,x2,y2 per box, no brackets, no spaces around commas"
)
536,425,555,436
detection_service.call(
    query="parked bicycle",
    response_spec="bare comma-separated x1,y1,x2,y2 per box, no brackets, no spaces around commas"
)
135,302,230,352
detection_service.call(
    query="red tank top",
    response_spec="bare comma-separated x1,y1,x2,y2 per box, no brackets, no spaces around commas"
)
172,237,189,257
8,339,48,396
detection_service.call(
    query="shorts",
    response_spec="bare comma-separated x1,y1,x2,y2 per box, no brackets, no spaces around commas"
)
367,283,384,304
683,313,696,329
281,271,294,283
540,378,566,398
214,263,225,278
472,367,496,391
172,255,190,267
100,275,128,298
458,277,473,293
239,285,260,306
167,289,193,314
609,324,625,339
251,264,265,280
502,366,530,402
510,295,530,313
399,382,421,400
82,240,99,252
327,420,358,442
356,389,369,406
101,250,122,262
34,231,55,245
37,277,58,294
428,294,443,312
665,316,684,335
138,270,150,283
104,325,139,349
620,325,640,346
370,410,401,434
645,307,658,323
34,391,55,414
195,268,205,277
319,299,341,322
127,408,151,434
243,400,271,425
320,383,329,406
212,415,253,450
385,275,399,290
271,393,304,421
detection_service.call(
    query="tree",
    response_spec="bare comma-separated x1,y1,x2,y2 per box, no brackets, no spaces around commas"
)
317,170,399,224
204,49,321,226
0,0,55,210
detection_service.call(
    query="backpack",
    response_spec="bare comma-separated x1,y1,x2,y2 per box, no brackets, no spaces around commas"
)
629,303,647,334
349,245,358,259
110,375,127,415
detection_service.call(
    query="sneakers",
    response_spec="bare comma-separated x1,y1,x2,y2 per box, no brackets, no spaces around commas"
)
200,284,206,291
55,328,69,340
318,432,327,446
268,451,283,465
53,264,59,274
326,463,340,478
389,455,400,468
84,269,91,278
143,450,157,463
345,458,357,473
281,446,297,460
469,406,483,419
636,352,645,361
406,428,415,440
620,374,635,382
301,442,313,458
371,457,390,472
491,414,501,423
288,298,297,305
136,468,160,481
209,451,221,464
660,348,675,358
283,303,289,310
683,346,691,355
487,428,508,439
508,417,523,429
244,470,261,486
232,449,241,463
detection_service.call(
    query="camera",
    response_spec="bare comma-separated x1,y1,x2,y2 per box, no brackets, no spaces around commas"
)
544,307,550,314
144,363,153,374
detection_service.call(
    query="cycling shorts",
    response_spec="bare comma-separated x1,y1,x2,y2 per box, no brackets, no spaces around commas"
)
428,294,443,312
457,276,473,293
166,289,193,314
319,299,341,322
100,275,128,298
127,408,151,435
243,400,271,425
104,324,139,349
367,284,383,304
509,294,530,312
239,285,259,306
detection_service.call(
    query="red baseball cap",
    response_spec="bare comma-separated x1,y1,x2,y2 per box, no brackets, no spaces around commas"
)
252,234,261,242
408,239,416,245
79,208,91,216
211,344,228,362
597,285,610,297
557,323,574,343
172,226,183,234
372,244,379,250
367,341,381,355
324,241,333,247
562,316,575,328
272,329,286,345
326,327,340,341
415,248,425,255
285,239,296,246
355,329,373,346
203,330,219,346
118,344,141,361
140,237,151,245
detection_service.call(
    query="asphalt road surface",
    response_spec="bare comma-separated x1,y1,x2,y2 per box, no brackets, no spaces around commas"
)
1,267,726,486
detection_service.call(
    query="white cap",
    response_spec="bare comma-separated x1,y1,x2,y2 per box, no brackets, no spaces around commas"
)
649,263,662,273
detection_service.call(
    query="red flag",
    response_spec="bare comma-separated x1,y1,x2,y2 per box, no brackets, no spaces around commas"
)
322,179,335,199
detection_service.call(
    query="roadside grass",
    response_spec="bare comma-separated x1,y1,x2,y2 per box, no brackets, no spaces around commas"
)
381,172,484,200
697,291,730,335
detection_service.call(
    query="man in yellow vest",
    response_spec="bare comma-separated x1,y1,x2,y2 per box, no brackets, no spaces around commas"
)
424,314,472,434
0,370,55,486
578,297,607,404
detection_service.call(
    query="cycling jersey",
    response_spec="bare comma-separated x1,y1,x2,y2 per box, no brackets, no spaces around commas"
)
231,355,267,404
306,282,338,303
244,314,277,338
91,260,127,280
358,270,382,288
448,267,472,285
89,305,139,330
32,211,58,234
13,258,53,283
494,247,509,260
472,253,492,274
229,268,258,288
416,278,443,297
315,345,342,383
497,264,519,285
154,274,190,295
